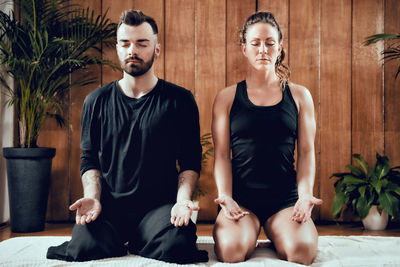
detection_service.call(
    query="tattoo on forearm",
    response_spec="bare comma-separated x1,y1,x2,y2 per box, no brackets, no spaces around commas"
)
177,171,198,202
178,173,187,188
82,170,101,199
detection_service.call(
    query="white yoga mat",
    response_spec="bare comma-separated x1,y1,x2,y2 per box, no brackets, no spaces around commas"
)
1,235,400,266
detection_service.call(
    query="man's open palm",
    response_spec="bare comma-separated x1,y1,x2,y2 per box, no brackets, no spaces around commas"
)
69,198,102,225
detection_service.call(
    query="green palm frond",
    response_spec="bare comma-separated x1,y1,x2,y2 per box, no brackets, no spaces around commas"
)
364,33,400,79
363,33,400,45
0,0,119,148
200,133,214,163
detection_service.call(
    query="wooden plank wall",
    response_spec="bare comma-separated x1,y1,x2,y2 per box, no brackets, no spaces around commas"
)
320,0,352,220
37,0,400,222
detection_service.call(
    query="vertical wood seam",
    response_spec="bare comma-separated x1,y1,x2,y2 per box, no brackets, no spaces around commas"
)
350,0,353,162
317,0,321,219
287,0,290,66
224,0,227,87
194,0,197,97
382,0,386,155
67,0,72,213
101,0,104,87
163,0,166,79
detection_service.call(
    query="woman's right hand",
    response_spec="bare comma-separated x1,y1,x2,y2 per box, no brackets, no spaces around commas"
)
214,195,249,221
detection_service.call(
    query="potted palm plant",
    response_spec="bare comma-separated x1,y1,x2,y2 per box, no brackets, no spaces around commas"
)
0,0,118,232
360,34,400,229
364,33,400,79
331,153,400,230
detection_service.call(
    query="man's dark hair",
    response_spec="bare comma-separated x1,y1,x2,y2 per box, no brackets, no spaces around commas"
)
118,10,158,35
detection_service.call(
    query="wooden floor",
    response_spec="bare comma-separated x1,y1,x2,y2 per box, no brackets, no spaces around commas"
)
1,221,400,242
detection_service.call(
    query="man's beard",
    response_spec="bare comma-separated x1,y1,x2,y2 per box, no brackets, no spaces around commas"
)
121,51,155,77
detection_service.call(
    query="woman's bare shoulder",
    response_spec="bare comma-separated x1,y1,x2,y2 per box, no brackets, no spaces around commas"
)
288,82,310,96
288,82,314,111
213,84,237,109
288,82,314,101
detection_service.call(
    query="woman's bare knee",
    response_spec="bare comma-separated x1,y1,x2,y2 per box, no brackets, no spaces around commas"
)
215,239,247,263
265,207,319,265
283,240,317,265
214,232,257,263
213,210,260,263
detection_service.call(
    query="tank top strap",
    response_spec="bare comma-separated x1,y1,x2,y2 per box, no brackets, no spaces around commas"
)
283,83,299,115
235,80,247,103
230,80,247,115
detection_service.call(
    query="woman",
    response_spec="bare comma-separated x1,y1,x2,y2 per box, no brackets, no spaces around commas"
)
212,11,322,265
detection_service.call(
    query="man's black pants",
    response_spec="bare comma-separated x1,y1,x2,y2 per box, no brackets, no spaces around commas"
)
47,203,208,263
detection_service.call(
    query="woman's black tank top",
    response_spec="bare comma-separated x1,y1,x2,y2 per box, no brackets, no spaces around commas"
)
230,80,298,193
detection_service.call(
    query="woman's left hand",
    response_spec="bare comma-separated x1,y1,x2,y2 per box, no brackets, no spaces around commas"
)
291,195,323,223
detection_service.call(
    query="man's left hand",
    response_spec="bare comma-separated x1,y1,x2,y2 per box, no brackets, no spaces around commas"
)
170,200,199,227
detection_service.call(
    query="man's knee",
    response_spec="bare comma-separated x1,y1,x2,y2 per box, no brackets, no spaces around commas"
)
153,223,207,263
136,206,207,264
67,235,112,261
51,222,126,261
161,230,190,256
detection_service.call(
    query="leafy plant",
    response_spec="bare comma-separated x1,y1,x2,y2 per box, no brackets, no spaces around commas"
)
192,133,214,200
331,153,400,219
0,0,119,148
364,33,400,79
200,132,214,166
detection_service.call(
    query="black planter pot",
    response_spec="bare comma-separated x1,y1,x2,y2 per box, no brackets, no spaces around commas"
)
2,147,56,233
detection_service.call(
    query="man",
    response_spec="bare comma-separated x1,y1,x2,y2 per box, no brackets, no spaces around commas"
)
47,10,208,264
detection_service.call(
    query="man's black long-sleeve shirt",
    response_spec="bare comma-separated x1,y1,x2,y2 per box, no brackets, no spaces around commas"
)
80,79,201,211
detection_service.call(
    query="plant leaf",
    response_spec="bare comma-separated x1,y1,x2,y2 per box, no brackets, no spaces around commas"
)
375,153,391,179
358,185,367,198
386,182,400,196
378,192,399,217
371,179,383,194
353,154,369,174
330,172,352,179
363,33,399,46
356,196,371,219
351,198,357,211
332,192,346,218
334,181,346,194
342,175,365,185
346,164,365,177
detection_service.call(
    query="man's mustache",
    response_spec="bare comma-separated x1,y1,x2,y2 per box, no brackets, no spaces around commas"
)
125,56,143,63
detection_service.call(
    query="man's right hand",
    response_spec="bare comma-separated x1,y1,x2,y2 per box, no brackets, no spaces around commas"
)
69,198,102,225
214,195,249,221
